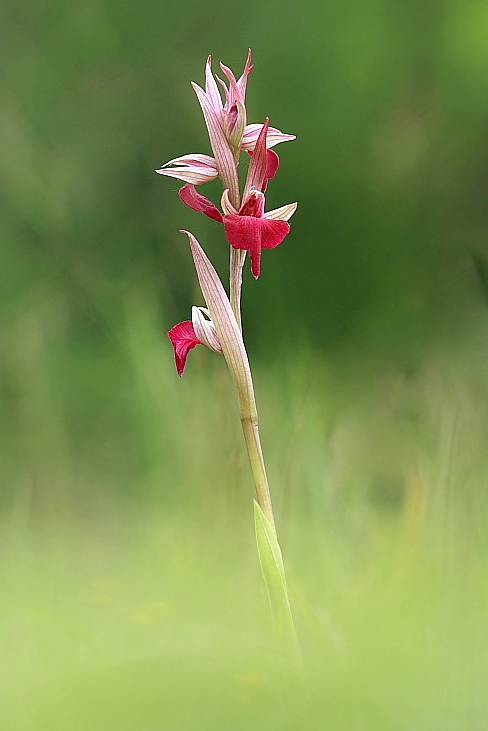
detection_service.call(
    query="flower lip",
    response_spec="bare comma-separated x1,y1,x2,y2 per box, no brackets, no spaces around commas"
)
223,215,290,279
168,320,202,376
221,180,298,279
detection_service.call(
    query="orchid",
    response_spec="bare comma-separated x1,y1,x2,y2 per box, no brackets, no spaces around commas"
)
197,49,254,155
155,123,294,191
168,307,222,376
190,51,295,161
156,51,295,208
155,128,288,188
222,190,297,279
177,184,296,279
176,119,297,278
157,53,299,659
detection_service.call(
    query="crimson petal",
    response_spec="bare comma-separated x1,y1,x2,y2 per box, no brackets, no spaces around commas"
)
265,149,280,180
243,119,269,199
168,320,202,376
179,184,223,222
223,215,290,278
248,148,280,182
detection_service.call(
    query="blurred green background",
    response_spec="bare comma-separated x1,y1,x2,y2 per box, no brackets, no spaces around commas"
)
2,0,488,728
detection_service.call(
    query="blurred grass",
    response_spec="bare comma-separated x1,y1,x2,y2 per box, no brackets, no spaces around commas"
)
1,285,488,728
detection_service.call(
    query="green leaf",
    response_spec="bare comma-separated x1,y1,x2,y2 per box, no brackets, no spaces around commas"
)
253,499,299,656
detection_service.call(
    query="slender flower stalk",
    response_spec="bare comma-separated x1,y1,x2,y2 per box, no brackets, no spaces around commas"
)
229,248,246,330
157,52,298,658
183,231,275,526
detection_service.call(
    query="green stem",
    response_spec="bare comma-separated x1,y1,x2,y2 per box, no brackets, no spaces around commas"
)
229,249,246,330
235,342,300,664
240,410,275,531
228,238,276,532
238,360,301,662
187,209,296,657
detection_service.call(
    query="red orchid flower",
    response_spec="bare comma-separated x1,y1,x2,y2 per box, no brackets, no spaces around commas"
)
223,190,296,279
168,306,222,376
168,321,200,376
178,185,296,279
177,120,297,278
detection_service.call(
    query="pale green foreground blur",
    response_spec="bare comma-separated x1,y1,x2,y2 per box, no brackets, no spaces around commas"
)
2,0,488,727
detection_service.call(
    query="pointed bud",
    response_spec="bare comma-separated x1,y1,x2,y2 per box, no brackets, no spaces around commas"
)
192,80,240,207
224,101,247,155
243,119,269,200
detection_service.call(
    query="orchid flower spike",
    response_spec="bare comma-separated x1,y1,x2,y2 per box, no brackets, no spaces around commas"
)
192,51,253,157
176,120,297,278
221,119,297,278
156,51,295,204
168,306,222,376
158,56,298,648
168,231,255,387
180,231,255,409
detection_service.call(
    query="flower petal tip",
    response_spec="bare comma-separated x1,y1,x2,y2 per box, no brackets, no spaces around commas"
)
168,320,202,376
178,184,223,222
